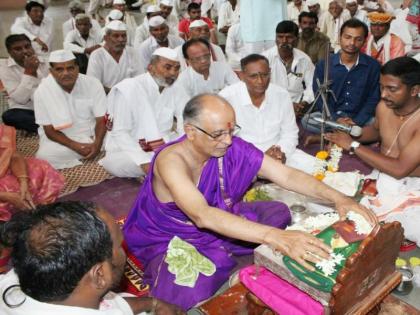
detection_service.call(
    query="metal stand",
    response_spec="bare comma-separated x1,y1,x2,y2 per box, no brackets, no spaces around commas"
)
304,43,336,150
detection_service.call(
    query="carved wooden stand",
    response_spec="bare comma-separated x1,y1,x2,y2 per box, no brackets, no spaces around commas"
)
200,222,404,315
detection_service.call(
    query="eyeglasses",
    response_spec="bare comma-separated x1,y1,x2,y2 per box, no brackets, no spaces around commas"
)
191,124,241,141
245,72,271,80
188,53,211,63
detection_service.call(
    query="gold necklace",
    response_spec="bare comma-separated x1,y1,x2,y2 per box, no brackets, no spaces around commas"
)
394,105,420,121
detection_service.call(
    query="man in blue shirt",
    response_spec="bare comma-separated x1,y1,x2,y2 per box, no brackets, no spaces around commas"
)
302,19,381,134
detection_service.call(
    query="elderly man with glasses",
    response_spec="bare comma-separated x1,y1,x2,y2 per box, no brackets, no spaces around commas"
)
123,93,378,311
175,38,239,98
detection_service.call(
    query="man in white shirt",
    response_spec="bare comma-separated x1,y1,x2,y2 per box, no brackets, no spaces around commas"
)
100,48,188,178
176,19,226,70
287,0,309,24
263,21,315,118
62,0,102,39
176,38,239,98
219,54,315,173
138,16,184,71
112,0,137,46
87,20,144,93
217,0,240,36
64,14,102,74
345,0,368,24
306,0,323,24
225,22,248,71
160,0,179,34
319,0,351,51
10,1,53,56
0,34,48,134
0,201,183,315
134,5,162,48
34,50,107,169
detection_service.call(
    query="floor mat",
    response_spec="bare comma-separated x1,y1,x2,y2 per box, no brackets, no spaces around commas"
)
16,131,113,197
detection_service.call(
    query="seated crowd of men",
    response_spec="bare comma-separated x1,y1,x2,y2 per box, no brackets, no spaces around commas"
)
0,0,419,313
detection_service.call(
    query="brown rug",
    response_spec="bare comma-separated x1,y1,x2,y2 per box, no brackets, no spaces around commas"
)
16,131,113,197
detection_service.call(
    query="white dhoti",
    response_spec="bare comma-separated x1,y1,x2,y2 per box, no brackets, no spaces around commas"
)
99,151,146,178
361,170,420,243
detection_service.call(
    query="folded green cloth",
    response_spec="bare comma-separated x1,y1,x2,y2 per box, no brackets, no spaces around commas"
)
165,236,216,288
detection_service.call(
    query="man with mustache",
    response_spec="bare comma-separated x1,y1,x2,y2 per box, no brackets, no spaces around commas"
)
0,34,48,134
137,16,184,72
0,201,184,315
87,20,144,94
297,11,330,64
10,0,53,57
34,50,106,169
263,21,315,118
302,19,380,134
175,38,238,98
325,57,419,242
100,48,188,178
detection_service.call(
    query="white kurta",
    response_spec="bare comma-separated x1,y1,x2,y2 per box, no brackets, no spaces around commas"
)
137,35,185,70
175,61,239,98
287,3,309,24
0,57,49,110
263,47,315,104
319,11,351,52
225,23,252,71
62,17,102,39
175,43,226,70
217,1,240,30
124,12,138,47
100,72,188,177
64,29,102,54
34,74,107,169
0,270,134,315
10,15,53,56
219,81,316,173
87,46,144,89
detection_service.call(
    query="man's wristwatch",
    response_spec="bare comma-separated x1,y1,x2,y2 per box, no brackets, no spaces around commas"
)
349,141,360,154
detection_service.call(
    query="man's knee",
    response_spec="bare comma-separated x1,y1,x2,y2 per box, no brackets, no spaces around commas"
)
100,153,144,178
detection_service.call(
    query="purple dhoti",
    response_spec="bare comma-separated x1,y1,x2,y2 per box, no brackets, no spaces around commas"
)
123,137,291,310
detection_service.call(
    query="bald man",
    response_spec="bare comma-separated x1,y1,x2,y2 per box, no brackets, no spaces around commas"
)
123,93,377,310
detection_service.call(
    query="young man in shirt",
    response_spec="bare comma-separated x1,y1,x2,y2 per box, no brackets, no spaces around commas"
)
302,18,381,134
0,34,48,133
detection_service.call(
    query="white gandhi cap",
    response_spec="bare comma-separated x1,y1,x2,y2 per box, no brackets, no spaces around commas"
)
107,9,124,20
306,0,320,6
149,15,166,27
146,5,160,13
105,20,127,31
113,0,126,4
160,0,174,6
189,19,208,29
49,50,76,63
152,47,178,62
345,0,357,3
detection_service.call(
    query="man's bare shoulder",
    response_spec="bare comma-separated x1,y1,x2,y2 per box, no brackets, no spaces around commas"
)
155,141,189,172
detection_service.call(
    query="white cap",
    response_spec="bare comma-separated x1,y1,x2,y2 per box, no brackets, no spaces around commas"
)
75,13,90,21
146,4,159,13
306,0,319,6
105,20,127,31
160,0,173,6
149,15,166,27
113,0,126,4
68,0,84,10
152,47,178,62
189,19,208,29
49,50,76,63
107,9,124,20
345,0,357,3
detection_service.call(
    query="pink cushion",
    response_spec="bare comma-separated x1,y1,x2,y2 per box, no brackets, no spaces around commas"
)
240,265,324,315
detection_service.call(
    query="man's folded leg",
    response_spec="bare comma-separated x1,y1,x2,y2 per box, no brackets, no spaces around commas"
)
99,151,145,178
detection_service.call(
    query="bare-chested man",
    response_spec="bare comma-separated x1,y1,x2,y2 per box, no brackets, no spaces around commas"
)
124,93,377,310
325,57,420,179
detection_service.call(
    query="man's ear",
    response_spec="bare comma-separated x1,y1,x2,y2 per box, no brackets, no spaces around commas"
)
89,262,108,290
238,70,245,81
184,124,196,140
147,63,154,74
410,84,420,97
